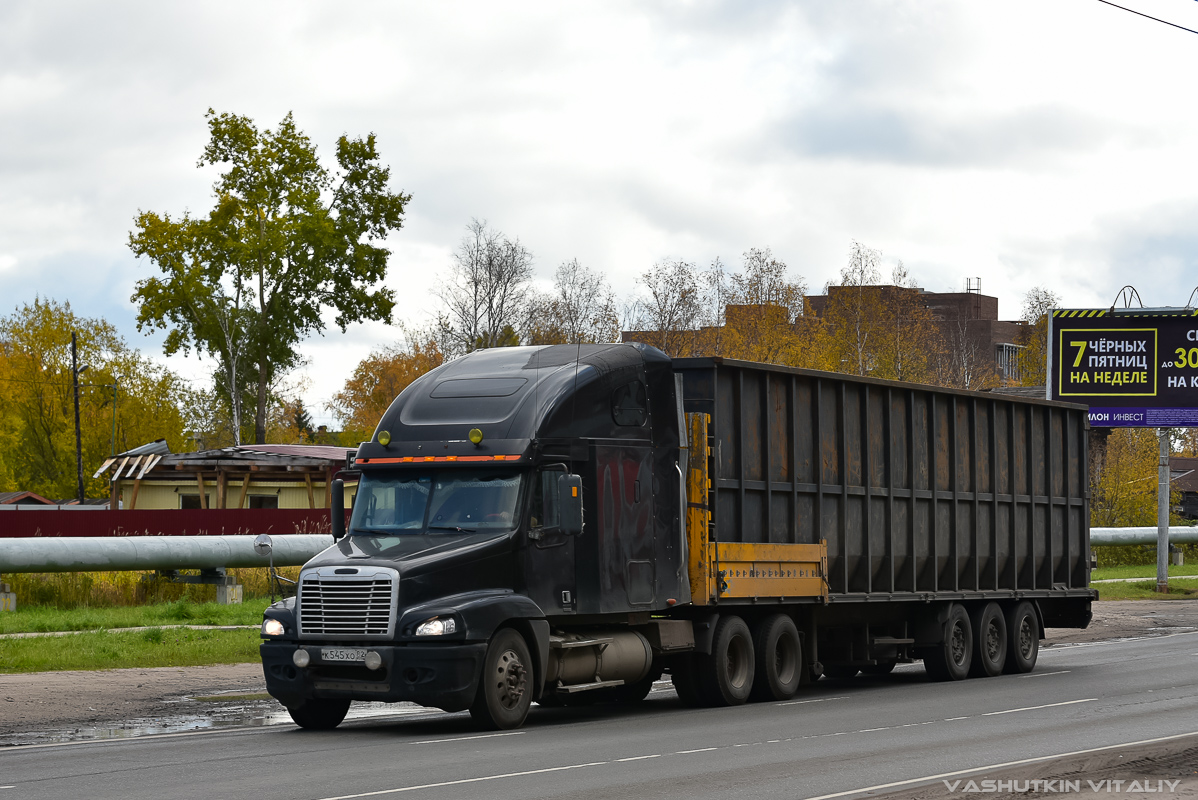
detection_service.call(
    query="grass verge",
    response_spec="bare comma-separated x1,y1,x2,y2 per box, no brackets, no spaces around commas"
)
0,627,262,673
1092,564,1198,581
1094,578,1198,601
0,599,271,635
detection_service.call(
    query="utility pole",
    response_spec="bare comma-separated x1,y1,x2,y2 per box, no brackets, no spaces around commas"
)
109,379,118,457
71,332,89,504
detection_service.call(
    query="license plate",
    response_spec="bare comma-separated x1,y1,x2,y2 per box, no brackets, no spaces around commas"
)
321,647,367,662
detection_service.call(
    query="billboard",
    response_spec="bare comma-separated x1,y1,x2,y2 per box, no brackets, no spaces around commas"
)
1048,308,1198,427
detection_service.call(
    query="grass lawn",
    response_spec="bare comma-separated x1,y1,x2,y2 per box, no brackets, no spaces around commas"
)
0,627,263,673
0,599,271,635
1091,565,1198,582
1093,578,1198,601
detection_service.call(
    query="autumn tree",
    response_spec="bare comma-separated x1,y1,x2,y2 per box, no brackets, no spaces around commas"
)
631,259,708,357
438,219,534,355
719,248,807,364
526,259,620,345
0,299,192,499
329,328,444,441
130,109,410,444
1016,286,1060,387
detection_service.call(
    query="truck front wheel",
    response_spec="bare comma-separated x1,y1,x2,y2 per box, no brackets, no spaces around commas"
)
923,603,972,682
287,698,351,730
470,628,533,730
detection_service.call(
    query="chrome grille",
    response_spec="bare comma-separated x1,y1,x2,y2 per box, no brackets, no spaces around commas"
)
298,567,398,639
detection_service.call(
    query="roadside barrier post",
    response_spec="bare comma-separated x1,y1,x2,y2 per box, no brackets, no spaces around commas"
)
1157,428,1170,593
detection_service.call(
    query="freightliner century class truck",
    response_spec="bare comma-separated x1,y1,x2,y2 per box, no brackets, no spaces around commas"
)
259,343,1096,730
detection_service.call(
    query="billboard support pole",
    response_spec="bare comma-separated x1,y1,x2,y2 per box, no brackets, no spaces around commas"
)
1157,428,1170,593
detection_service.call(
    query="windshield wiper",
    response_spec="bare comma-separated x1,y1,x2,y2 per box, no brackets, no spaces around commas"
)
427,525,477,533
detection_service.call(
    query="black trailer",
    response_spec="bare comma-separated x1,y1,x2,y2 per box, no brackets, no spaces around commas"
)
259,344,1095,730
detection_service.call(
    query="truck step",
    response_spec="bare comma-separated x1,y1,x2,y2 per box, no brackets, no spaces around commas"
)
557,679,626,693
549,636,614,650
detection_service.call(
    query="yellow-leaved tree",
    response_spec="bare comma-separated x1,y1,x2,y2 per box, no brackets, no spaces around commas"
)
328,329,444,442
0,298,193,499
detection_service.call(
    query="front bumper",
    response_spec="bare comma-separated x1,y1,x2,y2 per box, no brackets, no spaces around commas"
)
261,640,486,713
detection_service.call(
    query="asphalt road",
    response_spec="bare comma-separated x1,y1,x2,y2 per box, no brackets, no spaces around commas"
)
2,630,1197,800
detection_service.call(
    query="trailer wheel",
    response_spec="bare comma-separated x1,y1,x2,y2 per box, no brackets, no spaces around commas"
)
923,603,972,682
696,614,755,706
1002,601,1040,674
749,614,802,701
969,602,1008,678
470,628,533,730
287,698,351,730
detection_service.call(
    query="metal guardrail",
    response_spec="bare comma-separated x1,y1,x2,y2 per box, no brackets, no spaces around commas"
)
0,534,334,573
1090,527,1198,547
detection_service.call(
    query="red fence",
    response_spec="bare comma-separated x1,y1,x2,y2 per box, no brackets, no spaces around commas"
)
0,508,346,538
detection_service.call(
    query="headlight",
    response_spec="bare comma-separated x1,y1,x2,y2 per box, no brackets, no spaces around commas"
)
415,617,457,636
262,619,285,637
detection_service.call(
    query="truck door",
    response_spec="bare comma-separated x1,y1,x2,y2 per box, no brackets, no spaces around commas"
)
524,466,578,615
595,445,657,612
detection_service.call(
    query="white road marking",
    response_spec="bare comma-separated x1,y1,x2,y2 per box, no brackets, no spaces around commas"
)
410,732,524,745
315,761,608,800
779,695,848,706
943,717,969,721
981,698,1094,716
799,730,1198,800
676,747,718,754
1020,670,1071,678
616,754,660,762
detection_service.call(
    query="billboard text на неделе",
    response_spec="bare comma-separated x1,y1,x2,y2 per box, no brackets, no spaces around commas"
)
1049,308,1198,427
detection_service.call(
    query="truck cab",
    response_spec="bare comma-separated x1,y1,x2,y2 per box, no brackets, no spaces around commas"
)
260,343,688,729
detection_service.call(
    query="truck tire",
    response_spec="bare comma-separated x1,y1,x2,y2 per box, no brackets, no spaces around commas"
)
749,614,802,701
670,656,705,707
695,614,755,706
923,603,972,682
1002,601,1040,674
470,628,533,730
969,602,1008,678
287,698,351,730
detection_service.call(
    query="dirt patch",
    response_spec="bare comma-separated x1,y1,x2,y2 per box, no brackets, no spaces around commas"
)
1,600,1195,745
863,735,1198,800
0,663,266,740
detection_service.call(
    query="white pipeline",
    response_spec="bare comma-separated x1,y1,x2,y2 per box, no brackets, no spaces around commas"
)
0,534,334,573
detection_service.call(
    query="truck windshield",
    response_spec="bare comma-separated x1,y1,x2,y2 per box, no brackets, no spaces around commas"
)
350,469,523,535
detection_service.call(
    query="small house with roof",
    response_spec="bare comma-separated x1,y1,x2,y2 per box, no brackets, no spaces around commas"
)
93,443,358,511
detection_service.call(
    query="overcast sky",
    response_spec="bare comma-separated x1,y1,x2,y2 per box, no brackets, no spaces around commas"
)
4,1,1198,428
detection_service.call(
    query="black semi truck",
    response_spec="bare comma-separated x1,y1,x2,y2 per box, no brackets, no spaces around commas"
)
259,343,1095,730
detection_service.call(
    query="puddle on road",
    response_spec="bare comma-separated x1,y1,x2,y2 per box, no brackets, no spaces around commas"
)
0,697,446,748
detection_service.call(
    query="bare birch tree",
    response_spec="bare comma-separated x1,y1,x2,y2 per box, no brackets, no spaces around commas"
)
526,259,620,345
438,219,534,355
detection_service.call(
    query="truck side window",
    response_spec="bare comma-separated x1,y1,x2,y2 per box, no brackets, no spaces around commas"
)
532,469,561,530
611,380,648,427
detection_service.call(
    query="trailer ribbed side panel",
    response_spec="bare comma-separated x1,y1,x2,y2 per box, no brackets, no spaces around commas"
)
675,358,1090,597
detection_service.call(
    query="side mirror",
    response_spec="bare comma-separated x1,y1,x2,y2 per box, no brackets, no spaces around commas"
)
331,479,346,540
558,474,583,535
253,533,273,557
